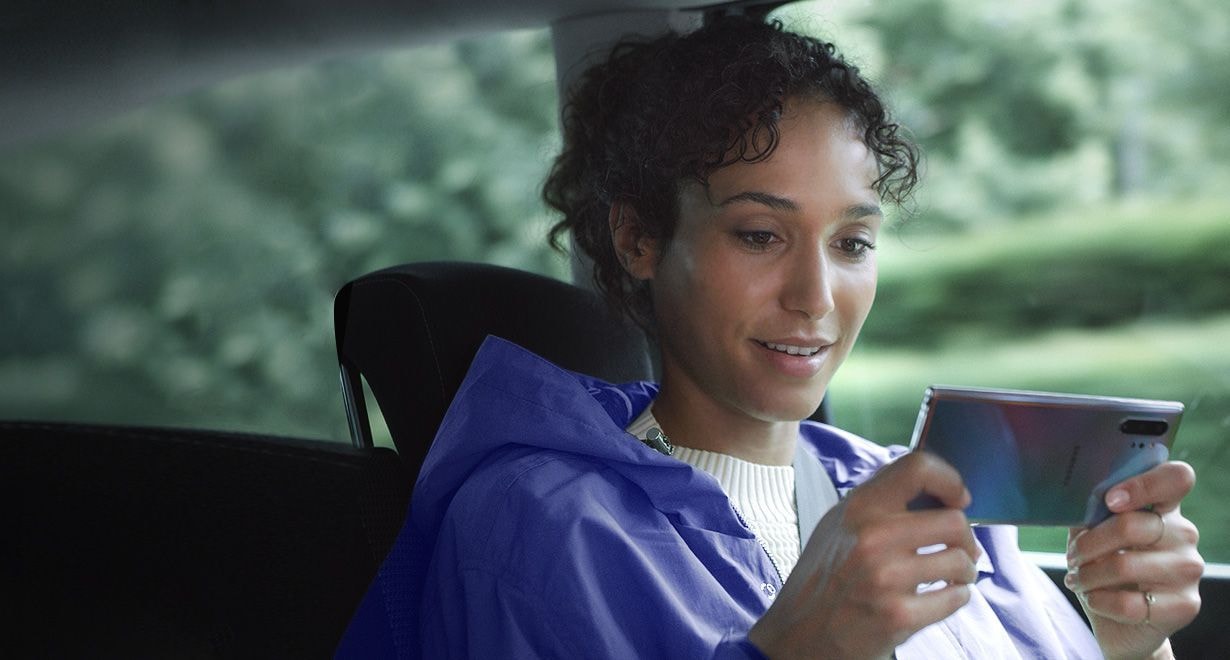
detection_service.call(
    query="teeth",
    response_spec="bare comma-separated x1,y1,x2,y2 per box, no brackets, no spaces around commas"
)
762,342,821,357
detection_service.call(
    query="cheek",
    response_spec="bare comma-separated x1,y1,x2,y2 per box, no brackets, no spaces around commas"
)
659,243,749,313
651,259,767,362
650,252,699,313
838,267,878,323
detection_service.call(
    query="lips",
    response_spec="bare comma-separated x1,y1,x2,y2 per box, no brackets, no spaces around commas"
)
754,339,832,356
758,341,822,356
752,338,833,378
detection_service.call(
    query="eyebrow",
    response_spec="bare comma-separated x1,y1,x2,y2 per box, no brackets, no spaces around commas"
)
841,203,884,222
717,191,799,211
717,191,883,221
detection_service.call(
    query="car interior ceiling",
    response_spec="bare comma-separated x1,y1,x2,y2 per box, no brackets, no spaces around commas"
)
3,0,1226,656
0,0,783,149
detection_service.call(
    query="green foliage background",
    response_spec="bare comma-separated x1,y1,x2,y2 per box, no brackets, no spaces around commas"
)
2,1,1229,556
1,31,564,437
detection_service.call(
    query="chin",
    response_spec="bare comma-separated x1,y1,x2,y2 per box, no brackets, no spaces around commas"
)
749,392,827,424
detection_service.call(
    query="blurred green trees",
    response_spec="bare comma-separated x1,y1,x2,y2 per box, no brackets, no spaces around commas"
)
806,0,1229,222
0,30,563,438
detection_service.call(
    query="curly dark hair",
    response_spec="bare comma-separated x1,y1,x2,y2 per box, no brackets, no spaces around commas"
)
544,17,919,329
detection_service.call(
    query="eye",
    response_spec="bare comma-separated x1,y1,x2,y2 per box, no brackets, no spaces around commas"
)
835,237,876,259
734,230,778,250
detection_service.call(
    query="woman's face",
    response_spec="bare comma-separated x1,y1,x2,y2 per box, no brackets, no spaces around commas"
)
644,100,882,425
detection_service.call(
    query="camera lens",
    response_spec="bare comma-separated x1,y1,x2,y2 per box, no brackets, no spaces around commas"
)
1120,419,1169,436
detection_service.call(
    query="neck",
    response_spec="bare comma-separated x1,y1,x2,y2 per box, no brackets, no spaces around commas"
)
651,382,799,466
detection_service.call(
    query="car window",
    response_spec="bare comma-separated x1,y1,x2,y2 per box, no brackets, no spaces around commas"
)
772,1,1230,558
1,29,563,443
3,2,1228,566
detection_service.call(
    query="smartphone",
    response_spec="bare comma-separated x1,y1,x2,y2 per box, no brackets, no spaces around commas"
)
908,385,1184,527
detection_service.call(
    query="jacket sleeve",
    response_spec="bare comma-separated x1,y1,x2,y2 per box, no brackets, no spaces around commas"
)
419,553,771,660
420,566,582,658
417,455,776,659
334,580,397,658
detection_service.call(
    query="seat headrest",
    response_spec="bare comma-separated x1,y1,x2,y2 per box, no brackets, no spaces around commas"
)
334,261,652,475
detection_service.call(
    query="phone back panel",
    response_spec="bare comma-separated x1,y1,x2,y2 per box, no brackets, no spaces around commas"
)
909,386,1184,526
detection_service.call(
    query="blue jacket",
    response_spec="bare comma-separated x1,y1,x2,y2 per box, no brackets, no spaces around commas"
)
338,337,1101,658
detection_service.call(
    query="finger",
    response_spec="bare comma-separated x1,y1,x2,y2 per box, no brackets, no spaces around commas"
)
847,583,972,643
858,543,979,593
1067,527,1087,561
1073,510,1164,564
892,583,973,633
1065,547,1204,594
1081,587,1201,634
841,500,979,567
839,509,979,585
909,546,980,588
847,546,977,607
857,452,970,514
1103,461,1196,515
1080,587,1152,626
886,507,980,563
1071,509,1199,566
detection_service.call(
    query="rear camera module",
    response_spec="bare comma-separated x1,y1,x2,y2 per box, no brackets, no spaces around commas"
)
1119,419,1169,436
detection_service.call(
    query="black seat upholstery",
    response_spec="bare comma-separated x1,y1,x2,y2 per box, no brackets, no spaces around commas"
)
2,421,409,658
333,261,654,483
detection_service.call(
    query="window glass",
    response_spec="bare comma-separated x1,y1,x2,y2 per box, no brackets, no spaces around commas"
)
774,1,1230,559
0,29,563,442
4,3,1228,566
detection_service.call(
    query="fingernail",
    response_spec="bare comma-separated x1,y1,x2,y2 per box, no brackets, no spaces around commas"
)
1067,529,1086,556
1106,489,1129,510
1063,570,1077,590
1067,532,1080,553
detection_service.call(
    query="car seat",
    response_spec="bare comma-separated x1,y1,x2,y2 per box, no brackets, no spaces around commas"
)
1,421,410,656
333,261,654,483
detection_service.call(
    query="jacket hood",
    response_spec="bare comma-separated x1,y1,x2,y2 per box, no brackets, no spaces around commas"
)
409,335,743,545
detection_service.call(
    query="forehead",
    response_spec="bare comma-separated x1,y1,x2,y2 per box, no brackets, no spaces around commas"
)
704,101,879,199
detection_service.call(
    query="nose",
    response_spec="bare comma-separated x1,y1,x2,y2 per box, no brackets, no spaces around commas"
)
781,246,835,320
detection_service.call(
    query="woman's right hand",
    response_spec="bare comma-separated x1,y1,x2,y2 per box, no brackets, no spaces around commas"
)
748,452,980,659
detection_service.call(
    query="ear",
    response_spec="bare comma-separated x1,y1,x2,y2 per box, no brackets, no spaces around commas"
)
608,202,660,281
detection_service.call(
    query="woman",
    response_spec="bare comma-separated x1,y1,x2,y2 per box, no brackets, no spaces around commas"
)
339,18,1202,659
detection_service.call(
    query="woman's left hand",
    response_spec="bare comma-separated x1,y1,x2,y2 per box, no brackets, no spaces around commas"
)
1065,461,1203,660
